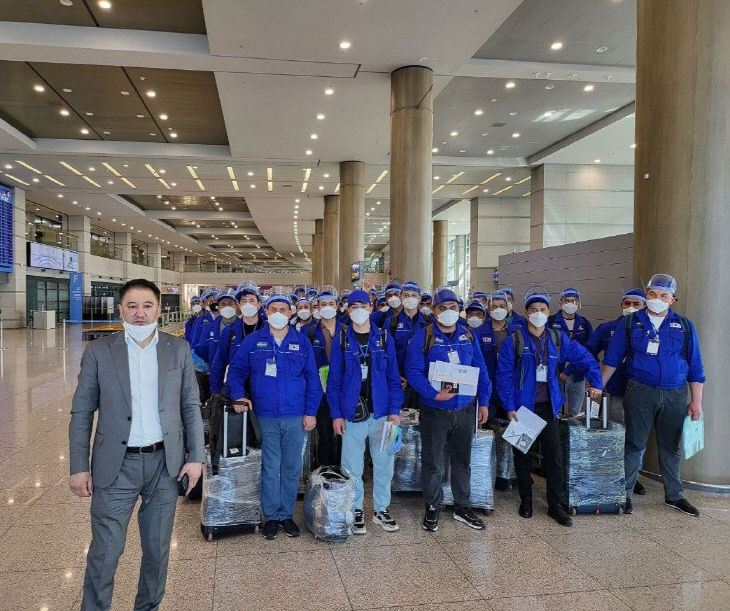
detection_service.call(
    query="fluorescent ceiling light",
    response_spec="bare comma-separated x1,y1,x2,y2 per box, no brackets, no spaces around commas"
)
43,175,65,186
120,177,136,189
82,176,101,188
102,162,121,176
480,172,502,184
493,185,514,195
15,160,42,174
445,171,464,184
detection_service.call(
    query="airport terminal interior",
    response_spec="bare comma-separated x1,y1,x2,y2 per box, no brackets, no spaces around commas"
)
0,1,729,609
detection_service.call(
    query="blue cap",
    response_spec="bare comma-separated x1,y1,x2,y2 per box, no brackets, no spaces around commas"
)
561,288,581,300
296,297,310,306
376,293,386,306
216,290,237,304
402,281,421,294
236,286,261,301
369,288,378,296
201,289,219,301
472,290,487,300
502,288,515,299
526,293,551,308
420,292,432,302
318,290,337,301
647,273,677,294
384,282,402,294
265,294,291,308
347,289,370,305
190,295,202,304
433,288,459,305
622,288,647,302
466,300,486,315
306,287,318,298
489,290,509,304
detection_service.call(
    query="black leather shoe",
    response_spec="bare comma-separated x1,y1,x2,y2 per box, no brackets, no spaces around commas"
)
633,480,646,495
262,519,279,540
623,498,633,514
279,518,301,537
548,505,573,527
665,498,700,517
518,498,533,518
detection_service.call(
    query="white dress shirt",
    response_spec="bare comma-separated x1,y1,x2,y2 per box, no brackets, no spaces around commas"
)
125,330,164,446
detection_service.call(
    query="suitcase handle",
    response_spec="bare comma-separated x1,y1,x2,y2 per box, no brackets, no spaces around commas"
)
222,405,247,458
584,392,609,429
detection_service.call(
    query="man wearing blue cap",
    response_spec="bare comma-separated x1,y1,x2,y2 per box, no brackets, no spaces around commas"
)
497,289,603,526
327,290,404,534
548,288,594,416
501,288,527,330
189,289,218,347
228,295,323,540
419,292,433,317
405,287,491,532
372,282,403,327
602,274,705,517
192,291,239,369
184,296,203,344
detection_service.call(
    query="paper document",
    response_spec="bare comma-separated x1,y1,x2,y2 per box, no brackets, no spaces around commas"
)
379,421,403,455
428,361,479,396
682,415,704,460
503,406,547,454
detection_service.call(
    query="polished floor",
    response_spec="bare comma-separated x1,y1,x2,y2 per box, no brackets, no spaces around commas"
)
1,326,729,610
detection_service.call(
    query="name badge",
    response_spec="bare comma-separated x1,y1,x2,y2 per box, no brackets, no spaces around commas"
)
290,343,299,351
265,357,277,377
536,364,548,382
647,340,659,355
448,350,460,365
361,364,369,380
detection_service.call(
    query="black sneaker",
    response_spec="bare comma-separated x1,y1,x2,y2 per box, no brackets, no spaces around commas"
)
353,509,366,535
372,509,399,532
279,518,301,537
623,498,633,515
262,519,279,540
665,498,700,517
634,480,647,495
422,505,440,531
453,506,485,530
547,505,573,527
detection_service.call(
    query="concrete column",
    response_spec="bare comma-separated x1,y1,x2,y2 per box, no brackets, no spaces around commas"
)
633,0,730,489
68,215,91,293
147,243,162,284
312,219,324,287
338,161,365,289
323,195,340,287
432,220,448,289
389,65,433,286
172,251,185,273
529,163,634,249
0,187,27,327
470,197,530,291
454,235,467,299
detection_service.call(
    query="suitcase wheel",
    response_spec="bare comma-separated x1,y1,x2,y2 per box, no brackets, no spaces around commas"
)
570,507,577,516
206,532,214,542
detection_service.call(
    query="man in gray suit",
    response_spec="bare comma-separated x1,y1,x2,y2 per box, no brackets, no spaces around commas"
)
70,278,205,610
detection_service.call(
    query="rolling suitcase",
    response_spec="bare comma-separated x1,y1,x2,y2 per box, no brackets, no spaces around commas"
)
200,408,262,540
392,409,422,492
488,419,518,490
299,430,314,496
561,394,626,515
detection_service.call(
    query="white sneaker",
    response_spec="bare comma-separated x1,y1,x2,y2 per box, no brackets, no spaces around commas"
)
372,509,399,532
353,509,367,534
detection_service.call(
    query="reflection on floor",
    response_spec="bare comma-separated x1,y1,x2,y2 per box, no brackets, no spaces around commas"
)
1,326,729,610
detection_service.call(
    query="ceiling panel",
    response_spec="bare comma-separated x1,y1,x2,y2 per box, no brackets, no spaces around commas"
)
0,0,206,35
127,194,248,212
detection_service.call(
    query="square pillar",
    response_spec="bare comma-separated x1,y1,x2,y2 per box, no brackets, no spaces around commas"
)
0,187,27,327
68,215,92,293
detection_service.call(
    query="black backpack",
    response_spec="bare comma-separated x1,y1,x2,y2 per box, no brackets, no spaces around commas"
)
511,328,561,369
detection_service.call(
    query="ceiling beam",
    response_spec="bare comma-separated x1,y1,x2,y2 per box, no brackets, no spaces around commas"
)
175,227,262,236
144,210,253,220
456,58,635,84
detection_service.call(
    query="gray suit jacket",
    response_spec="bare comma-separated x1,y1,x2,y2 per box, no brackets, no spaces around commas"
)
69,331,206,488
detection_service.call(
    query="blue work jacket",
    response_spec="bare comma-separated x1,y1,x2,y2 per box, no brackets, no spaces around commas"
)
189,310,214,347
193,317,236,366
209,317,264,394
301,319,344,369
227,325,323,418
549,310,593,381
383,309,430,375
326,325,404,421
603,309,705,390
405,323,491,411
476,319,522,403
496,327,602,417
586,317,627,396
507,312,528,330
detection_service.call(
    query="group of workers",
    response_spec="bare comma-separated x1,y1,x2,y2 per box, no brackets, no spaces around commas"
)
184,272,705,539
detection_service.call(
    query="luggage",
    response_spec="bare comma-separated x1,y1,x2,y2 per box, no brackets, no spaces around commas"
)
304,466,355,543
392,409,422,492
208,394,261,470
200,409,262,540
442,411,497,514
488,419,517,490
560,394,626,515
299,430,314,495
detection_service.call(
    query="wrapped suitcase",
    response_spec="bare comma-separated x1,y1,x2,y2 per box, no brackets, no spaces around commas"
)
391,408,422,492
299,430,314,495
201,409,262,540
304,466,355,543
441,429,497,514
561,394,626,515
488,419,518,490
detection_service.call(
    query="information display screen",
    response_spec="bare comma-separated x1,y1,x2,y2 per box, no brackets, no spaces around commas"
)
28,242,79,272
0,184,13,273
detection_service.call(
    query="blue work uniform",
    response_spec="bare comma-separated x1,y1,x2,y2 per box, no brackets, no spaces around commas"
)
301,319,344,370
192,316,235,366
476,318,522,412
209,317,264,394
496,328,602,417
508,312,528,330
549,310,593,381
189,310,214,348
405,323,491,411
383,309,430,375
586,317,628,396
184,315,198,344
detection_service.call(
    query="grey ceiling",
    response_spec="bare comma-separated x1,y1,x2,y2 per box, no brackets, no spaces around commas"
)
474,0,636,67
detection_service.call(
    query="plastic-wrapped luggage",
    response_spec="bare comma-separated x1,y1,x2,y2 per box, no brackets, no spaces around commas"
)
392,409,422,492
304,466,355,543
561,395,626,514
488,419,517,490
299,431,314,495
201,410,262,540
441,429,497,514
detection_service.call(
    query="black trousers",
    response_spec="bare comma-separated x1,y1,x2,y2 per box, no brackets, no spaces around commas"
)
195,371,211,405
420,403,475,508
315,396,341,467
513,401,563,508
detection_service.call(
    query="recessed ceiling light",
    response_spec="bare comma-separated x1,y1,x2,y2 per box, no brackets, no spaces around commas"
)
59,109,70,116
57,194,64,198
474,109,483,116
550,41,563,50
136,114,145,119
98,0,111,9
171,206,176,210
596,46,608,53
324,87,335,95
459,149,466,153
84,112,94,116
103,131,111,135
120,90,130,96
505,177,512,182
80,128,89,135
170,182,176,186
310,134,318,140
339,41,351,50
316,113,325,120
169,132,178,138
146,90,156,98
32,177,40,183
33,84,45,93
295,199,300,203
594,159,601,163
60,0,73,6
432,147,438,153
305,150,313,155
62,87,72,92
509,112,517,116
376,201,381,205
323,173,330,178
434,175,440,180
149,133,156,136
450,131,458,137
482,188,489,193
250,184,256,189
630,143,637,149
89,166,95,171
505,81,516,89
159,113,168,120
318,185,324,190
511,133,520,138
545,84,555,90
584,84,595,92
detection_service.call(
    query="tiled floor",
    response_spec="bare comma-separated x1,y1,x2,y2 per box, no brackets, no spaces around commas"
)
1,326,729,610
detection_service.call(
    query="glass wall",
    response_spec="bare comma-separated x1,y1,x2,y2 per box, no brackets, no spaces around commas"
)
25,202,77,251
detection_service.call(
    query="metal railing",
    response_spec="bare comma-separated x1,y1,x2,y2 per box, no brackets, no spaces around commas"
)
90,241,124,260
158,309,191,329
131,252,151,267
161,257,174,271
29,231,78,251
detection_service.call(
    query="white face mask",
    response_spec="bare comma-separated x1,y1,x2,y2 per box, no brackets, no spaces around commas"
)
437,309,460,327
191,304,202,314
647,299,670,314
467,316,483,329
339,305,347,313
562,303,579,315
350,308,370,326
297,309,311,320
403,297,419,310
528,311,548,328
312,309,322,320
490,307,508,321
387,296,401,309
420,306,432,317
320,305,337,320
378,305,389,313
268,312,289,330
622,307,638,316
220,306,236,319
241,303,258,318
122,318,158,343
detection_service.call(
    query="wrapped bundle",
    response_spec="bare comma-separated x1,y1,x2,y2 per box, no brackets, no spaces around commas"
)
488,419,517,489
201,449,262,529
304,466,355,543
392,409,422,492
441,429,497,513
299,431,314,494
